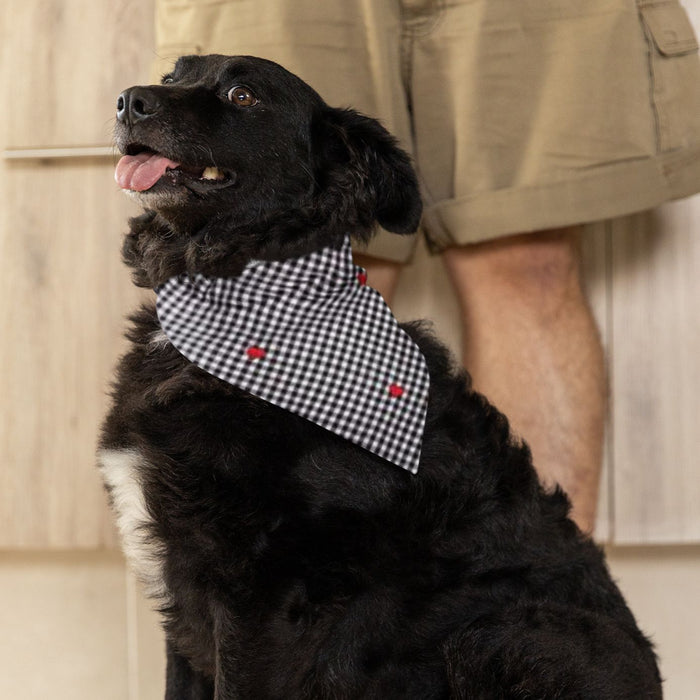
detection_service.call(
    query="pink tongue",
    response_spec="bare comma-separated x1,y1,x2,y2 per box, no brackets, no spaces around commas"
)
115,152,181,192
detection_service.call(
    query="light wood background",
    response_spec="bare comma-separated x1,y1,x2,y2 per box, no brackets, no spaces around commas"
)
0,0,153,547
0,0,699,697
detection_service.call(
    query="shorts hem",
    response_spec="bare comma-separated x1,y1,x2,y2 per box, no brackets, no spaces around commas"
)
422,147,700,250
352,228,420,264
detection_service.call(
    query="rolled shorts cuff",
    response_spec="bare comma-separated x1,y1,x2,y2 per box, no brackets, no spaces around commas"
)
421,147,700,250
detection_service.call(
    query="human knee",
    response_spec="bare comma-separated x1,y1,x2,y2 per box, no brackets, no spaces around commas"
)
443,226,588,325
462,228,584,303
352,253,403,303
488,229,582,294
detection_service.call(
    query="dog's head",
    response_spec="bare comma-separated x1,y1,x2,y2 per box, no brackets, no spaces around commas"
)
114,55,421,286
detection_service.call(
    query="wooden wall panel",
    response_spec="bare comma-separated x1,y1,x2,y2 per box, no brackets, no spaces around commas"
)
0,552,129,699
0,0,155,547
0,159,146,547
1,0,697,551
3,0,155,149
610,205,700,543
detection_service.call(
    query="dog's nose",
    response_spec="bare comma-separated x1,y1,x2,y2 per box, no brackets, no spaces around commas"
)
116,87,160,126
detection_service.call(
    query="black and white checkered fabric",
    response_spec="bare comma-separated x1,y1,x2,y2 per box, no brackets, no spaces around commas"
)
156,236,430,473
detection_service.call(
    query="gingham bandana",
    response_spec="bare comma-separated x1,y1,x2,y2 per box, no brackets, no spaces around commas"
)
156,236,430,473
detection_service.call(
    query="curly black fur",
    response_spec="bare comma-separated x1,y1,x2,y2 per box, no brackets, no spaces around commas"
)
100,55,662,699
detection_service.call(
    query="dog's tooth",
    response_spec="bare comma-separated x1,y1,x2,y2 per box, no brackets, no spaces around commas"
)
201,166,225,180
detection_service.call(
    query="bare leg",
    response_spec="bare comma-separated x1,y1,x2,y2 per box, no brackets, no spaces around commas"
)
442,227,606,532
353,253,403,303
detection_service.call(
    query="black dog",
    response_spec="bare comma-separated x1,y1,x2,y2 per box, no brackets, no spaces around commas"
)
100,55,662,699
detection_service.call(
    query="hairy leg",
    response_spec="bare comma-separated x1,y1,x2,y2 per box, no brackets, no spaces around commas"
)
441,227,606,532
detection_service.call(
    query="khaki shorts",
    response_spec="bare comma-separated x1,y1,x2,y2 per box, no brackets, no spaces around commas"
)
154,0,700,262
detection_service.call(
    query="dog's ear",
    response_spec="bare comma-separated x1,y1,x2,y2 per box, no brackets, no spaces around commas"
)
315,108,422,235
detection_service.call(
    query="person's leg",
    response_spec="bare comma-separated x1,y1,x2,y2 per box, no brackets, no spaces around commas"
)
442,226,605,533
353,253,404,303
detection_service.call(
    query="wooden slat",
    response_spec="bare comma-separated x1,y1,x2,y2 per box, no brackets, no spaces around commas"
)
4,147,115,160
0,159,146,547
610,205,700,543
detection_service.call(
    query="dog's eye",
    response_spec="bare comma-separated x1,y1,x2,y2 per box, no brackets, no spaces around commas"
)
162,75,175,85
228,86,258,107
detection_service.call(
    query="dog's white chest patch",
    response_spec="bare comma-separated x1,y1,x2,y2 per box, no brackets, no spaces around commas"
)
98,448,167,601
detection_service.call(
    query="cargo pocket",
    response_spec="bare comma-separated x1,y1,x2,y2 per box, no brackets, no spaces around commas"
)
640,0,699,56
638,0,700,152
